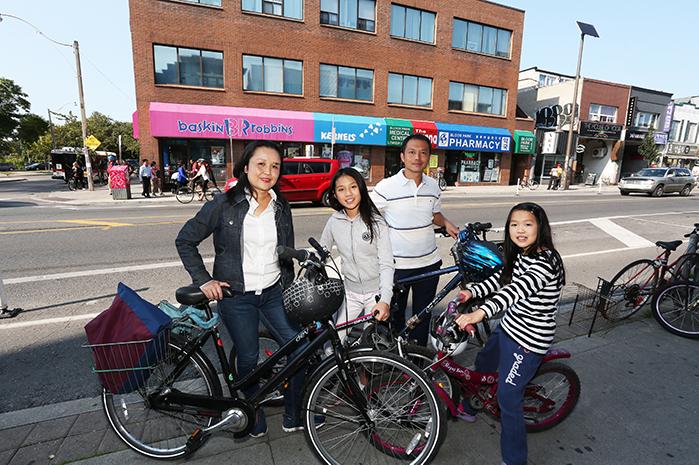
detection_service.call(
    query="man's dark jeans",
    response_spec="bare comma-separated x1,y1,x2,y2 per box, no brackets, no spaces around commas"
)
392,260,442,346
217,283,306,425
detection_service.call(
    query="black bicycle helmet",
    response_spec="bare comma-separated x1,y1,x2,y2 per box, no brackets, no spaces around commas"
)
283,277,345,325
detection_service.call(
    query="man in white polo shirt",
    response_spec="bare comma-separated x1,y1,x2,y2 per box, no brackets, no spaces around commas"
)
370,134,459,345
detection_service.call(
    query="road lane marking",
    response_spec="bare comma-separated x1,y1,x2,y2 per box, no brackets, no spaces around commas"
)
589,218,655,248
0,313,99,329
4,257,214,285
58,220,134,227
0,226,105,235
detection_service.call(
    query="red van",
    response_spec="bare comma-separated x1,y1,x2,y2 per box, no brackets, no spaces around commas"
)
226,158,340,207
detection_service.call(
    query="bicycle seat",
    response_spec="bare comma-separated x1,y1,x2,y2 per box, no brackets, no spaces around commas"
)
655,240,683,251
176,285,233,305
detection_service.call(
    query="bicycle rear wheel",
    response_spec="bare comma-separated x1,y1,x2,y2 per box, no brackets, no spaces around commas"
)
103,340,221,459
651,281,699,339
604,259,658,321
205,186,221,201
303,350,446,465
229,331,285,407
529,180,539,190
175,187,194,204
438,177,447,191
523,362,580,432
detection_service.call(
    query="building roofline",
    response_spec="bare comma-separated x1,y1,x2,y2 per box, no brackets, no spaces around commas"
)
519,66,575,80
583,78,630,90
479,0,525,14
630,85,673,97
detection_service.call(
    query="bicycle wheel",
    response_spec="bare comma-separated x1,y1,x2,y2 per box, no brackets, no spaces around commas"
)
438,177,447,191
68,179,77,191
175,186,194,204
401,344,454,400
303,350,446,465
205,186,221,201
103,340,222,459
529,180,539,190
523,362,580,432
651,281,699,339
229,331,285,407
671,253,699,283
604,259,659,321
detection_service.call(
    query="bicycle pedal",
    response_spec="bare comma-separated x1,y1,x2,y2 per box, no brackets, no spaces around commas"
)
184,428,208,456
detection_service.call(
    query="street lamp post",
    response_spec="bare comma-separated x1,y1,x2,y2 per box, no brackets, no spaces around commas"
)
0,13,94,190
562,21,599,190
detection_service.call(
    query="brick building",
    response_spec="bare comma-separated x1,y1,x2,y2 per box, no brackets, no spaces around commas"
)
129,0,528,185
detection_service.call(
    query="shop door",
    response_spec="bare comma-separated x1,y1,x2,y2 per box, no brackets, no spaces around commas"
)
445,154,459,185
384,150,402,177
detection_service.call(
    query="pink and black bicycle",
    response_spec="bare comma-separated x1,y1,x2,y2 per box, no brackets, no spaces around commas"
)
400,295,581,432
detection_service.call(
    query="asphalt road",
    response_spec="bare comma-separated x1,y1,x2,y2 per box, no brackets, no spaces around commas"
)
0,177,698,413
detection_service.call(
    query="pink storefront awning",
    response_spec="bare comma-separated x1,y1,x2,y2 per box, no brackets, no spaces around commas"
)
149,102,314,142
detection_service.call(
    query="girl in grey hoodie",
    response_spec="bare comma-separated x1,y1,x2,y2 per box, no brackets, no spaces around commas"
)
320,168,394,342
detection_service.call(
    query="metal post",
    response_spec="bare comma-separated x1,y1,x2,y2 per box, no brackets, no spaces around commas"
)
563,34,585,190
118,134,122,163
73,40,94,191
47,110,56,150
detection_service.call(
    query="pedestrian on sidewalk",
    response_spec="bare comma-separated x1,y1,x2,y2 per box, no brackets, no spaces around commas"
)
547,163,562,190
0,273,22,319
150,161,163,196
370,134,459,346
455,202,565,465
139,159,152,197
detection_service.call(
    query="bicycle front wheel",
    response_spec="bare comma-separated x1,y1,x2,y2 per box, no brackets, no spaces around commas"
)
605,259,658,321
303,350,446,465
205,186,221,201
438,177,447,191
103,340,222,459
175,187,194,204
652,281,699,339
523,362,580,432
529,180,539,190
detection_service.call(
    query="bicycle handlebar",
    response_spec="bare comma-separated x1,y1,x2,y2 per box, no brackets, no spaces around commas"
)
276,245,309,263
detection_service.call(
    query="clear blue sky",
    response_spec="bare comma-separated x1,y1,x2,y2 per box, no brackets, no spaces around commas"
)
1,0,697,124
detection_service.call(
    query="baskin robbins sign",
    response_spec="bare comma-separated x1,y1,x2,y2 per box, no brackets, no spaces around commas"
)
435,123,512,152
148,102,314,141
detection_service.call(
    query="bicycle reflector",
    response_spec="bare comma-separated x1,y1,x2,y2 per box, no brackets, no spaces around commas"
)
458,237,504,280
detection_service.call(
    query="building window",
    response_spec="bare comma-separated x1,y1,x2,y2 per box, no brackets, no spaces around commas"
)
242,54,303,95
179,0,222,6
242,0,303,19
390,4,435,44
319,64,373,101
452,18,511,58
669,120,681,141
154,45,223,88
684,122,698,143
448,81,506,116
388,73,432,107
588,104,617,123
320,0,375,32
634,111,659,129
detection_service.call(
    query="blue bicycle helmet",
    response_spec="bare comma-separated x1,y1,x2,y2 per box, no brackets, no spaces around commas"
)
458,236,504,280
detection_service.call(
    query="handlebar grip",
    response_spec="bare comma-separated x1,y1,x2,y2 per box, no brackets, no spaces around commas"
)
276,245,308,262
434,227,448,237
465,324,476,336
308,237,329,260
222,287,234,298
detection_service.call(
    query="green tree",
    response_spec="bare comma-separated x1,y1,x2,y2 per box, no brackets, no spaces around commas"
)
17,113,49,145
0,77,31,153
638,129,660,165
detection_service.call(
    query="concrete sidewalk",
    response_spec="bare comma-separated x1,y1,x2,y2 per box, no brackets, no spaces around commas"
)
1,302,696,465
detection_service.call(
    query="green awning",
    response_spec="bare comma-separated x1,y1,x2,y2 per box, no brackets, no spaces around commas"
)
514,130,536,154
385,118,414,147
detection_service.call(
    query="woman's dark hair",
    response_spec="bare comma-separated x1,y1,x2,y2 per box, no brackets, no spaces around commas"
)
328,168,382,243
227,140,284,203
500,202,565,286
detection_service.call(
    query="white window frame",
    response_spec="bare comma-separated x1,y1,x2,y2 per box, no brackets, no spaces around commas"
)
634,111,659,129
588,103,617,123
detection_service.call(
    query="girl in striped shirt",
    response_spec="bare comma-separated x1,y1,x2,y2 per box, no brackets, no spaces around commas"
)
455,202,565,465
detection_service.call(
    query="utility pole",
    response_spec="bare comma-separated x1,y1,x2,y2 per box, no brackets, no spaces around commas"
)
47,110,56,149
118,134,123,163
73,40,94,191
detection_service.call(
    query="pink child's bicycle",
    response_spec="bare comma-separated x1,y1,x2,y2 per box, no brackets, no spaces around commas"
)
401,296,581,432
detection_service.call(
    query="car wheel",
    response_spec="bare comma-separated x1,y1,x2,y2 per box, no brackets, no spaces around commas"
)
321,189,331,207
680,184,692,196
651,185,664,197
620,190,630,196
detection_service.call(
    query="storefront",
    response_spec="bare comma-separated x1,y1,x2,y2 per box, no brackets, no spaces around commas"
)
577,121,624,184
384,118,414,178
664,143,699,168
435,123,512,185
511,130,536,184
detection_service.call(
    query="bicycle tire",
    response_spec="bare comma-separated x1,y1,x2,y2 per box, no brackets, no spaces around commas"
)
523,362,580,432
228,331,285,407
303,350,446,465
529,180,539,190
671,253,699,283
400,344,454,400
103,340,221,459
176,186,194,204
68,179,77,191
651,281,699,339
205,186,221,201
604,259,658,321
438,177,447,191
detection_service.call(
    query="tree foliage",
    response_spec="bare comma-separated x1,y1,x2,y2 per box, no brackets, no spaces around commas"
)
0,77,31,153
638,130,660,165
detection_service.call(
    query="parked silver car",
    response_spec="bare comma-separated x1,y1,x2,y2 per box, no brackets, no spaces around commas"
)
618,167,695,197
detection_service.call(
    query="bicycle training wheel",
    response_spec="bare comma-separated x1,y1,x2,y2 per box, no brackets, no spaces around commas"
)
604,259,658,321
651,281,699,339
103,341,221,459
523,362,580,432
303,350,446,465
175,186,194,204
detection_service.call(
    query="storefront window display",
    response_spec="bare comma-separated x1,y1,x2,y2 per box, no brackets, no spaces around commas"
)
456,152,500,183
160,138,229,186
315,144,372,179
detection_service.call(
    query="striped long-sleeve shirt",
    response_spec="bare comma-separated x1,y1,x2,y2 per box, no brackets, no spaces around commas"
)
466,250,563,354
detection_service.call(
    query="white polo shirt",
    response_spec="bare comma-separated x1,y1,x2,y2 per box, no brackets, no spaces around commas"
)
370,170,442,269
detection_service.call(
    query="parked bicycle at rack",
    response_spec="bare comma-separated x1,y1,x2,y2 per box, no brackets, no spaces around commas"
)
91,239,447,464
518,177,539,190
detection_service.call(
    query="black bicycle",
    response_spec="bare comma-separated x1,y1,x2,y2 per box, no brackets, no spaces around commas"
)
99,240,446,464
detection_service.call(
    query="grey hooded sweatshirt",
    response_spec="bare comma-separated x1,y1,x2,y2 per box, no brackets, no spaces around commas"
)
320,211,394,304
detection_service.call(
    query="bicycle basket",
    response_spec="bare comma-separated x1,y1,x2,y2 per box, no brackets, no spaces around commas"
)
283,277,344,325
84,329,170,394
